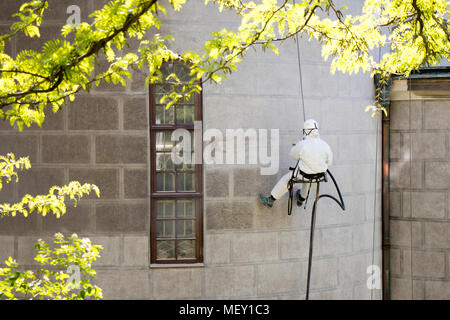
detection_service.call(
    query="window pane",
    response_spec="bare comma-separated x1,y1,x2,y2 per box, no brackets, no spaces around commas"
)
176,199,195,218
176,105,194,124
155,105,174,124
157,200,175,218
156,172,175,191
173,63,191,82
177,240,195,259
156,153,174,171
174,152,194,170
176,220,195,238
176,172,195,191
157,240,175,259
155,131,175,152
155,83,172,94
157,220,175,238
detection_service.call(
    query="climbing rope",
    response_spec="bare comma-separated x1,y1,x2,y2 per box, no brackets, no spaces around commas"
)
293,0,306,122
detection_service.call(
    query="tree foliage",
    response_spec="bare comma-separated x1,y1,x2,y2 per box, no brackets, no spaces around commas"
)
0,153,99,218
0,0,448,125
0,233,103,300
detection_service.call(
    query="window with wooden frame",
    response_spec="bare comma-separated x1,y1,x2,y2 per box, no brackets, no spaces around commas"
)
149,61,203,265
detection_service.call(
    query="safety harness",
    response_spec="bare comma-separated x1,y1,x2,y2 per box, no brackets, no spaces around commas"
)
287,160,327,215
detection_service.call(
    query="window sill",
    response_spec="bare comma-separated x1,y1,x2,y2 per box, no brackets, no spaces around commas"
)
150,263,204,269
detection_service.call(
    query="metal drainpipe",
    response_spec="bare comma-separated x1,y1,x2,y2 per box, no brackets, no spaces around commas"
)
381,102,390,300
375,75,391,300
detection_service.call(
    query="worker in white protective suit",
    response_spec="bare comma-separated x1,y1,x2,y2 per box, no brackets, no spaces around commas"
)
259,119,333,208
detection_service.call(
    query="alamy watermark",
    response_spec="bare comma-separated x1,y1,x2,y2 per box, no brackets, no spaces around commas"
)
366,265,382,290
66,264,81,289
170,121,280,175
66,5,81,26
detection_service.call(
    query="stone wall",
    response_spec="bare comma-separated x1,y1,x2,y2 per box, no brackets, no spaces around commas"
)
389,96,450,299
0,0,382,299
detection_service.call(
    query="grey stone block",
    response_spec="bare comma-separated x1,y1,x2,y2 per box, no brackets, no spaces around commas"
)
352,283,372,300
205,201,253,230
123,236,149,266
390,191,401,217
410,161,423,190
124,168,148,199
95,135,147,164
42,203,93,234
151,269,203,299
390,101,410,130
253,197,293,229
90,236,121,266
205,265,255,297
205,169,229,198
123,97,148,130
94,268,151,299
232,232,278,262
69,168,119,199
390,161,410,189
425,162,450,189
402,191,412,218
315,194,366,227
257,262,303,295
233,168,278,198
17,236,43,265
410,100,423,130
0,236,15,264
42,135,91,163
204,233,231,264
40,108,65,131
412,250,446,278
17,167,65,197
68,96,119,130
424,100,450,130
0,135,38,163
390,248,401,275
389,133,401,160
95,202,148,233
310,258,338,290
0,1,21,21
353,223,377,251
390,220,411,247
391,277,412,300
42,200,95,235
315,226,353,256
424,222,449,249
279,230,310,259
424,280,450,300
0,177,15,203
309,288,353,300
0,213,40,236
411,192,446,219
411,133,446,160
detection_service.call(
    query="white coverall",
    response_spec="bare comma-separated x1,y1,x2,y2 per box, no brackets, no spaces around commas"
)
271,132,333,200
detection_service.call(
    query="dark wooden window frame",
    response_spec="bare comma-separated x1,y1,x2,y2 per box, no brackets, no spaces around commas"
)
149,66,203,265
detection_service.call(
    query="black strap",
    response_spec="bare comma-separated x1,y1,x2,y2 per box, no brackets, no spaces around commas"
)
287,161,299,215
287,163,328,215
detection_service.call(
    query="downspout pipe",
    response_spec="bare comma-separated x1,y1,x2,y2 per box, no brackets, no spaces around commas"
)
375,74,392,300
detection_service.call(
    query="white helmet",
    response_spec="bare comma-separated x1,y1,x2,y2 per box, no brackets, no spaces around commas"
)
303,119,319,136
